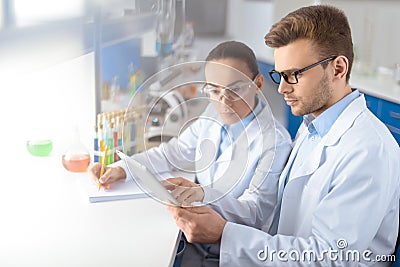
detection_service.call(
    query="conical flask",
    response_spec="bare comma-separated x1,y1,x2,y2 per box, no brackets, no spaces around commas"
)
156,0,176,57
62,128,91,172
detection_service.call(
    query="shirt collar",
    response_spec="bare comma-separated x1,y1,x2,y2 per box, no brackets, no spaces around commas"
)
225,97,262,141
303,89,361,137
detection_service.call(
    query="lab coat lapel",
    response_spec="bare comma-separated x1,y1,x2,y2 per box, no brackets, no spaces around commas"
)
215,106,267,165
286,94,367,183
242,107,270,148
207,125,233,188
195,120,221,185
212,107,268,186
289,137,325,180
324,94,367,146
278,95,368,234
276,125,330,234
205,121,221,161
277,129,306,199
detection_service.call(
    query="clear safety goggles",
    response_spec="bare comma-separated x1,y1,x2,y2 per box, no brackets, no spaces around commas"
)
201,80,255,102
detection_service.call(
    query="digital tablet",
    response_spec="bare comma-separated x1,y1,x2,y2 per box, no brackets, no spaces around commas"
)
116,150,181,206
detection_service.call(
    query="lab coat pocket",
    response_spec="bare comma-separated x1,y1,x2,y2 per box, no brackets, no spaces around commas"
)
295,183,324,234
301,176,329,210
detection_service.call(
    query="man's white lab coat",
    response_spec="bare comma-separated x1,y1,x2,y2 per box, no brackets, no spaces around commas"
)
219,94,400,266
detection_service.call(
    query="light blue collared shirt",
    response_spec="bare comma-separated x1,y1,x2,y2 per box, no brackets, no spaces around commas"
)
286,89,361,184
217,98,263,158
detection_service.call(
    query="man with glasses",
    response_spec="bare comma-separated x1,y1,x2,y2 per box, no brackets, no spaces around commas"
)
167,5,400,266
269,56,337,86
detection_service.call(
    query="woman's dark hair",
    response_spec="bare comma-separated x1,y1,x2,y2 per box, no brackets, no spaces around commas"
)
205,41,259,79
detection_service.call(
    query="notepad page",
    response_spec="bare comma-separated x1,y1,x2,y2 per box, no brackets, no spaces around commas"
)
79,176,148,203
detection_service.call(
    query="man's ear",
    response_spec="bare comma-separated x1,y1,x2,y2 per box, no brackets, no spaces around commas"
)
332,56,349,81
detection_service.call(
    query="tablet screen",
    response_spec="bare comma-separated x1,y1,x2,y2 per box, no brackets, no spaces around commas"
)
116,150,181,206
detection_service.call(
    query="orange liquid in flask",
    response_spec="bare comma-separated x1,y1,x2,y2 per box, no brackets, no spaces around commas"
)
62,154,91,172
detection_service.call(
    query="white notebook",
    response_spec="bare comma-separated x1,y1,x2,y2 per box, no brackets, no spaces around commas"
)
80,176,148,203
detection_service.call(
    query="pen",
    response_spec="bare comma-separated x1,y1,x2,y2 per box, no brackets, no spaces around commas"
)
98,146,108,191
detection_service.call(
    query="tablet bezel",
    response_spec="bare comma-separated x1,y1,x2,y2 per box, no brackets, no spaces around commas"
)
116,150,181,206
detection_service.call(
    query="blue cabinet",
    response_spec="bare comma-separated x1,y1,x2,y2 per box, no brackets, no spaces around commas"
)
364,94,381,117
287,109,303,139
258,61,275,83
347,93,400,145
102,38,141,93
379,98,400,144
394,247,400,267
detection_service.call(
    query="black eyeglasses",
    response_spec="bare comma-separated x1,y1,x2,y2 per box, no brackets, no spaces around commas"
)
269,56,337,85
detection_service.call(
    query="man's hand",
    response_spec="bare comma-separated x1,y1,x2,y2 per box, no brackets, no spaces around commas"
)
89,163,126,190
162,177,205,206
167,205,226,244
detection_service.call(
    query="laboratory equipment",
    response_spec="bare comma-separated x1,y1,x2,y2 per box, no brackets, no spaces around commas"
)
94,107,145,159
123,61,208,151
62,153,91,173
62,129,90,172
156,0,176,58
146,88,188,144
26,139,53,157
182,21,194,47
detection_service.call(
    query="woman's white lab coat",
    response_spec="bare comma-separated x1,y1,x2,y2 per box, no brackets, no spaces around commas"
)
119,101,292,229
219,94,400,266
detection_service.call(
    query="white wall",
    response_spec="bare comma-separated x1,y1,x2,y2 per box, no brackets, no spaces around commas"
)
228,0,400,74
1,53,95,158
226,0,275,62
323,0,400,74
273,0,316,23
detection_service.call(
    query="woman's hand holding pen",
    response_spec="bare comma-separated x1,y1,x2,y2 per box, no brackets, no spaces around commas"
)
162,177,205,206
89,163,126,190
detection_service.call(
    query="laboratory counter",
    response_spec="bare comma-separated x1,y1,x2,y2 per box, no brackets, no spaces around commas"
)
0,151,180,267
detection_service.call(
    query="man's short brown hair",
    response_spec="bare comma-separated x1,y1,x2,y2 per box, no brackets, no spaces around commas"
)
265,5,354,82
